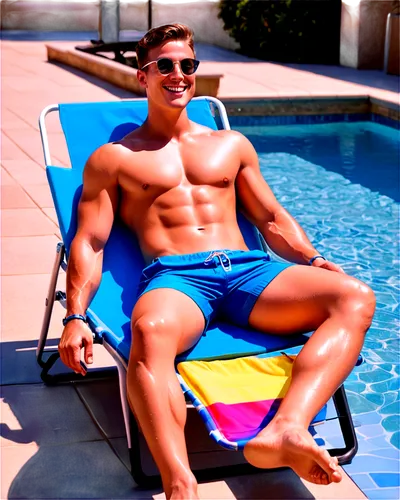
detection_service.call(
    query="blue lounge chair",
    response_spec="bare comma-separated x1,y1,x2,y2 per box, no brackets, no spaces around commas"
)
37,97,358,486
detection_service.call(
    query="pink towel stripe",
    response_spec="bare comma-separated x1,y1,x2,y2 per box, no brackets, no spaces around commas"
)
207,398,282,442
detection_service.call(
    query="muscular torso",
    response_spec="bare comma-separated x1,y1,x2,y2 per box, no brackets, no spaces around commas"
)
113,123,248,261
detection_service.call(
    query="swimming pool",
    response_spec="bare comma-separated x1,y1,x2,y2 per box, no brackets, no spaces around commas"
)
233,119,400,499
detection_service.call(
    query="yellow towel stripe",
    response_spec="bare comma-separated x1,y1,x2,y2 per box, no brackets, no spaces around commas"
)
177,355,295,406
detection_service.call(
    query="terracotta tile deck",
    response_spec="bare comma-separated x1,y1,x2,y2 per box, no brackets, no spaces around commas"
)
2,36,397,499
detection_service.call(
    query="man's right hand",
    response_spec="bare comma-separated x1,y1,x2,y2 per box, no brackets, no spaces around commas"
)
58,320,94,376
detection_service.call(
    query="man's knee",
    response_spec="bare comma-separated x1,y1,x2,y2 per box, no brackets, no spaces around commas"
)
130,314,180,363
335,277,376,328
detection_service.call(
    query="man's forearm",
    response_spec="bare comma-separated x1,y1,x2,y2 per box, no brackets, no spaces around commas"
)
66,237,104,316
260,209,318,265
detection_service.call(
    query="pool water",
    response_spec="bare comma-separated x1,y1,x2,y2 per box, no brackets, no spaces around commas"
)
233,120,400,498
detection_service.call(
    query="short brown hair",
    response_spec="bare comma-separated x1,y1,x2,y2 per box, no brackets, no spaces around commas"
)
136,23,195,69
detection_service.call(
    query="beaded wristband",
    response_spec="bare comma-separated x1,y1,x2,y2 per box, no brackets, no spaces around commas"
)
309,255,326,266
62,314,87,326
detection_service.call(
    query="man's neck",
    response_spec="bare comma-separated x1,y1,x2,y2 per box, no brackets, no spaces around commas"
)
145,103,192,141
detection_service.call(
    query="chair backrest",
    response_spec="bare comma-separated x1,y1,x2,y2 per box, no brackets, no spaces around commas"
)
58,99,218,171
47,98,266,346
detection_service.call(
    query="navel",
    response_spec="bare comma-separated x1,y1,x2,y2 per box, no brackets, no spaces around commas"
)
142,183,149,190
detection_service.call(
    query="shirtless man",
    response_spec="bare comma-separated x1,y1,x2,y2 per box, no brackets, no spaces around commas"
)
58,23,376,500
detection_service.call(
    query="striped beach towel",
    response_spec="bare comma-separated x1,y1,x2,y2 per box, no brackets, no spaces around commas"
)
177,354,326,451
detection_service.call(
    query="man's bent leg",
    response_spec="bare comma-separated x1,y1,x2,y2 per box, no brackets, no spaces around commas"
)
127,289,205,499
243,265,375,485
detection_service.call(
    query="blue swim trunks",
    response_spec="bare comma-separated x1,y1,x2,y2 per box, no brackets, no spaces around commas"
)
137,249,292,328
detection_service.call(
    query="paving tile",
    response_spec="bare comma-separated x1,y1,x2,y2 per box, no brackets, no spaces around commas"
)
1,62,33,78
0,383,102,447
1,272,66,341
1,339,50,385
1,159,47,185
2,208,58,236
3,128,46,165
109,436,131,471
18,184,54,208
2,440,156,499
42,207,59,226
1,184,36,209
1,235,61,275
217,468,309,499
1,168,16,186
1,133,32,161
3,76,59,93
0,443,39,500
74,376,126,439
0,106,32,130
1,339,116,386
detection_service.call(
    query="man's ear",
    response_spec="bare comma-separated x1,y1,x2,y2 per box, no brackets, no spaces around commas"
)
137,70,147,88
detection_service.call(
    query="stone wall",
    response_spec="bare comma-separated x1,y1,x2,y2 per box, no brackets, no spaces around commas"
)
340,0,393,69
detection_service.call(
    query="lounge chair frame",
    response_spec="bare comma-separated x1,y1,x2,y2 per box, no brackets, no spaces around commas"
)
36,97,358,486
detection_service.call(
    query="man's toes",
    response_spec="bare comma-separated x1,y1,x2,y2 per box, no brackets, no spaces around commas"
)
309,464,330,485
314,447,336,473
332,470,343,483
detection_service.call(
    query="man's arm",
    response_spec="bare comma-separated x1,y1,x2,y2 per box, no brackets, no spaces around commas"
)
235,133,343,271
59,144,119,375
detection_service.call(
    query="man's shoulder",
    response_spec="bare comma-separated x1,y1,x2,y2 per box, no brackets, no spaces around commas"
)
84,142,129,180
194,124,245,142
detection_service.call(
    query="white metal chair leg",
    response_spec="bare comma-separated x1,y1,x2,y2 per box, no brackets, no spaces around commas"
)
36,242,65,367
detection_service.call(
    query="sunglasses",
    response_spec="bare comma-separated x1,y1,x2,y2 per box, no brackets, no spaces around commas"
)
140,58,200,76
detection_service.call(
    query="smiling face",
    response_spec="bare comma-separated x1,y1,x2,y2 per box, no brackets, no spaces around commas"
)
137,40,196,110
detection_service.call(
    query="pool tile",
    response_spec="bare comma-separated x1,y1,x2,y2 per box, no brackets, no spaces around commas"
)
347,392,380,414
351,473,379,490
364,487,400,499
365,392,385,406
372,448,400,459
367,436,394,449
382,415,400,433
357,424,386,439
344,455,400,474
390,432,400,449
371,113,400,130
370,473,400,488
357,437,384,453
381,402,400,415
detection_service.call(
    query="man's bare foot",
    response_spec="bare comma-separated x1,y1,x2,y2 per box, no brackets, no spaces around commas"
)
243,421,342,485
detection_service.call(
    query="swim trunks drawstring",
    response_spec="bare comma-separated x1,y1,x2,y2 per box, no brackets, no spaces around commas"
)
204,251,232,272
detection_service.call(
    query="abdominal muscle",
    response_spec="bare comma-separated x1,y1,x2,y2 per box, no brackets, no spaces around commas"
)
121,190,249,261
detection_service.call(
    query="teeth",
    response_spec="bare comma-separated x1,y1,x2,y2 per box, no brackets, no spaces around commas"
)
165,86,186,92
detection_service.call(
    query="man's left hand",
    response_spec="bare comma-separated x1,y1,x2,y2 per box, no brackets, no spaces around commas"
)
312,258,345,274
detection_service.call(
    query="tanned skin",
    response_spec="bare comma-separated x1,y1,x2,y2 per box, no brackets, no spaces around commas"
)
59,38,376,499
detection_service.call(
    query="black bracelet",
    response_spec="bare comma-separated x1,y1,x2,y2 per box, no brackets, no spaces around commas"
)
309,255,326,266
62,314,87,326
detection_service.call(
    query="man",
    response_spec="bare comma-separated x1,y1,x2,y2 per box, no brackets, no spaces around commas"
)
59,23,375,500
